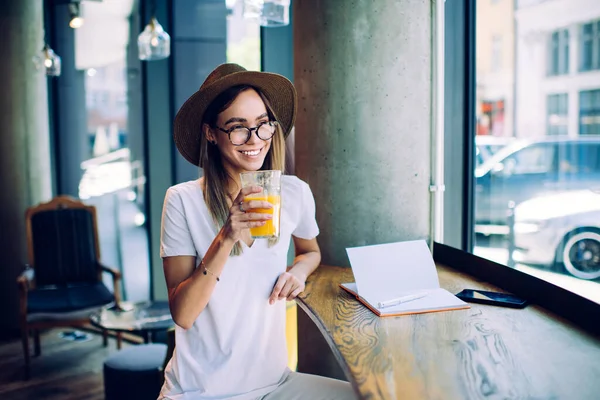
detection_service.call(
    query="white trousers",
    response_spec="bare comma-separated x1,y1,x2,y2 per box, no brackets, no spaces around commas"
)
258,372,357,400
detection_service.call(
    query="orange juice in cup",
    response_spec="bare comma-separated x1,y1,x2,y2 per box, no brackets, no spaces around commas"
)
240,170,282,239
244,193,281,238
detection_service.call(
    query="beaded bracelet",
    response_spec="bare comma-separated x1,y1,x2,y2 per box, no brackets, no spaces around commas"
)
200,259,220,282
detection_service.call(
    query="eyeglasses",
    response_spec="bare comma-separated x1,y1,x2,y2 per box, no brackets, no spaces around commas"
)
216,121,279,146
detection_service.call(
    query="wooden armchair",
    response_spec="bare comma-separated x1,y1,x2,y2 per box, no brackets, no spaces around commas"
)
18,196,122,377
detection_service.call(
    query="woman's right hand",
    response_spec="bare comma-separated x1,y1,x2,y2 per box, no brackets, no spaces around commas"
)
222,186,273,243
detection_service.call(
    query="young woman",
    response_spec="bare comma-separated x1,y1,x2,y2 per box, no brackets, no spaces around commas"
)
159,64,355,400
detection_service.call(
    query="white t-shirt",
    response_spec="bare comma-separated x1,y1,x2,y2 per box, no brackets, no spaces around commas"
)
159,175,319,400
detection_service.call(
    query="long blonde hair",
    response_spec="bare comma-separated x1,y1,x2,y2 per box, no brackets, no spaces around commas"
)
199,85,286,255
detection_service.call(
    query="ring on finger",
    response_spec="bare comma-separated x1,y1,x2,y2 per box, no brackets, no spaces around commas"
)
239,201,246,213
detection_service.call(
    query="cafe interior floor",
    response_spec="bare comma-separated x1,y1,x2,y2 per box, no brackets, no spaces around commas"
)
0,327,128,400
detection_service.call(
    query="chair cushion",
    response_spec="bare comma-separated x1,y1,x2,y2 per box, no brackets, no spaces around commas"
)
27,282,114,313
104,344,167,372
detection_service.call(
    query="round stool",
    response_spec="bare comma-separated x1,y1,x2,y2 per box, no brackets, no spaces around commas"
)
103,343,167,400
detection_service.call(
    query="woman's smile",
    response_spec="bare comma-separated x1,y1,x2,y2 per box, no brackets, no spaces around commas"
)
238,146,264,158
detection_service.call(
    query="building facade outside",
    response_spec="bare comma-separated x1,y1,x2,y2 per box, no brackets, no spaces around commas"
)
515,0,600,138
476,0,515,137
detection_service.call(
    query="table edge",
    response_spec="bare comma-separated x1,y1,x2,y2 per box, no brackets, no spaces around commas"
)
295,298,362,396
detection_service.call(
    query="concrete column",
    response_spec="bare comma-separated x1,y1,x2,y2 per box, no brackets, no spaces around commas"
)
293,0,433,378
294,0,432,266
0,1,53,334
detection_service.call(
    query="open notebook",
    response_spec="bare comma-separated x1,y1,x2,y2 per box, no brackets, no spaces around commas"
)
341,240,469,317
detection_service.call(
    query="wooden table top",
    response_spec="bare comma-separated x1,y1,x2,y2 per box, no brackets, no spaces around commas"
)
296,264,600,400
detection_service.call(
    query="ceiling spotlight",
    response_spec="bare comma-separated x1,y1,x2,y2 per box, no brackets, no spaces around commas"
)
69,2,84,29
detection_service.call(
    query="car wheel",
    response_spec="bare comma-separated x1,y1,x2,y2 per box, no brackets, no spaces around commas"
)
561,230,600,280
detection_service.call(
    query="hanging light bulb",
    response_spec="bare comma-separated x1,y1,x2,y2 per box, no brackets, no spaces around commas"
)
243,0,290,27
138,17,171,61
68,2,84,29
35,44,62,77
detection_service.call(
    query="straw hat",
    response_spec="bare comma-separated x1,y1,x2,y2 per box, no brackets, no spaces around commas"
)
173,63,297,167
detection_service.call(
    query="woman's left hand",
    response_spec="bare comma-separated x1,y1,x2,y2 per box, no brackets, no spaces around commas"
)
269,270,306,305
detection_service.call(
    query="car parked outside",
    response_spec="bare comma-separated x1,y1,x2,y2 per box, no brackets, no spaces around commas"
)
475,136,600,235
475,135,514,168
512,189,600,280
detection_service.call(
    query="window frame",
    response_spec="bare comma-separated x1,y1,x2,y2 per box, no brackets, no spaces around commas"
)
443,0,476,251
548,28,570,76
579,19,600,72
579,88,600,135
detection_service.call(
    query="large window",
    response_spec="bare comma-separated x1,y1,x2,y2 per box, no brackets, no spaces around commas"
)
69,0,150,302
473,0,600,303
580,19,600,72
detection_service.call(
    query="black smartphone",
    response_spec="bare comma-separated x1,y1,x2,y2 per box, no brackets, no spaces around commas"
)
456,289,528,308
